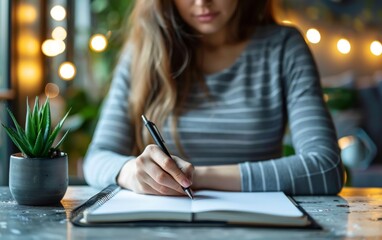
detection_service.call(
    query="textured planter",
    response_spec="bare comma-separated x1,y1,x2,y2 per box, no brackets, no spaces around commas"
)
9,152,68,206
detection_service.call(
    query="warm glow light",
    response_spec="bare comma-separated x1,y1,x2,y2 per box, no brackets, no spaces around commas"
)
337,38,351,54
323,94,329,102
45,83,60,98
52,27,67,41
338,136,354,150
17,61,42,89
370,40,382,56
50,5,66,21
89,34,108,52
281,20,293,25
306,28,321,44
18,32,40,56
17,4,38,24
59,62,76,80
41,39,66,57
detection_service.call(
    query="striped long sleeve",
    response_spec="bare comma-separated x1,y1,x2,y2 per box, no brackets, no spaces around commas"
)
83,25,344,195
239,27,344,195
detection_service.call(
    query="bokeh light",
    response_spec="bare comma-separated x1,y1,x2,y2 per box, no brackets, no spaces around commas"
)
281,20,293,25
18,32,40,56
17,60,42,89
45,83,60,98
306,28,321,44
52,27,67,41
338,136,354,150
337,38,351,54
50,5,66,21
41,39,66,57
370,40,382,56
17,4,38,24
58,62,76,80
89,34,108,52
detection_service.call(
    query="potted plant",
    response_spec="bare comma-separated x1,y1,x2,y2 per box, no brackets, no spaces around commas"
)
2,97,70,206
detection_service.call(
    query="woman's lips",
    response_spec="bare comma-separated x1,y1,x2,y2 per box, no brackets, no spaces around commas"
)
195,12,219,23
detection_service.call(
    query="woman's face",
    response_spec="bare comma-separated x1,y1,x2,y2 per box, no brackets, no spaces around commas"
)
173,0,239,37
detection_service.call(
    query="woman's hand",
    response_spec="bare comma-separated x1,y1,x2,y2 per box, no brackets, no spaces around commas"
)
117,144,194,196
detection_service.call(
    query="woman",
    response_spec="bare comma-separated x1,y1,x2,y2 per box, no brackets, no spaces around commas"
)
84,0,344,195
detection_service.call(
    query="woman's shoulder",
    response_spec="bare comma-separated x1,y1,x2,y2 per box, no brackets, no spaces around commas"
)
117,43,134,65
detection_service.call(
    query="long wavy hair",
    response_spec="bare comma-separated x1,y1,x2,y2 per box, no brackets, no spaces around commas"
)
125,0,274,156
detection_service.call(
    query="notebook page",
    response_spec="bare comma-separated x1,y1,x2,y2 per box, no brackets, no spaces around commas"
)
192,191,303,217
90,190,191,215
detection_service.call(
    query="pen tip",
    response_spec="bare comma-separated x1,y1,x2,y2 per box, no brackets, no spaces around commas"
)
141,115,147,123
185,189,194,199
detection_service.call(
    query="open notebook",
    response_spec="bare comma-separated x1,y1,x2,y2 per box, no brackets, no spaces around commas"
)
70,185,320,228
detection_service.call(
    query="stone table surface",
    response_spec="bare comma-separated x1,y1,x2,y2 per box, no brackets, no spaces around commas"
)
0,186,382,239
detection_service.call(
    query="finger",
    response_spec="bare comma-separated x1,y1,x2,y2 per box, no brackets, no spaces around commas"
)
147,145,192,188
136,181,162,195
172,156,194,182
161,157,191,188
137,152,184,193
142,171,185,196
133,160,161,195
143,160,185,194
145,178,185,196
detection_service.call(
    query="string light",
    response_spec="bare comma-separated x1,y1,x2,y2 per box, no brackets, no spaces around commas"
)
52,27,67,41
89,34,108,52
306,28,321,44
58,62,76,80
41,39,65,57
17,60,42,89
18,32,39,56
50,5,66,21
337,38,351,54
17,4,37,24
370,40,382,56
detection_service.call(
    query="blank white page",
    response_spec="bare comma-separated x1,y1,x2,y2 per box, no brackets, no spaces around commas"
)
192,191,303,217
91,190,191,215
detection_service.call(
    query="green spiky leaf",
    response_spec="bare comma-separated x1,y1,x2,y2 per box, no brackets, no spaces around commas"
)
25,97,36,143
1,96,70,158
38,98,51,145
32,129,44,156
53,129,70,150
2,124,33,157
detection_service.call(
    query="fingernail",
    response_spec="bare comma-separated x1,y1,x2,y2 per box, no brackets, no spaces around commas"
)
182,179,191,187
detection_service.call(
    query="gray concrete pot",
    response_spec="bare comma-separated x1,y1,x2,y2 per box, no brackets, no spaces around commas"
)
9,152,68,206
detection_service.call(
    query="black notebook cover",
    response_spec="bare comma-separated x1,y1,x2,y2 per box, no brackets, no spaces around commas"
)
70,184,322,229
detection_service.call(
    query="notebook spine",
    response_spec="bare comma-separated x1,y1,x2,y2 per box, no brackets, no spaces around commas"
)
70,184,120,226
85,184,121,213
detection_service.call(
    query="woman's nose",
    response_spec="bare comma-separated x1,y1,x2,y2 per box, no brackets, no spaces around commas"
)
194,0,212,7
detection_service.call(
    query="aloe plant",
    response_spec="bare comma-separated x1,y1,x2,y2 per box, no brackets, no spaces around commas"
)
2,97,70,158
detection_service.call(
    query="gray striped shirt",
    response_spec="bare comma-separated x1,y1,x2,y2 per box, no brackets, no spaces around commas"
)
83,25,344,195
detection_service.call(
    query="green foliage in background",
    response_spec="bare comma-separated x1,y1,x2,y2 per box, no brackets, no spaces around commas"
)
90,0,133,86
63,1,133,176
63,88,100,166
323,88,357,110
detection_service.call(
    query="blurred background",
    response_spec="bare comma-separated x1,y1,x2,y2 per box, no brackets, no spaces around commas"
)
0,0,381,187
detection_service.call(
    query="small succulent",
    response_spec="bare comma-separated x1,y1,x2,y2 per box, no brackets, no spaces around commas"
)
2,97,70,158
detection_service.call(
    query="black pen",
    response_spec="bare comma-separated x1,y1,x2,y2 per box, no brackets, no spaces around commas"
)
141,115,194,199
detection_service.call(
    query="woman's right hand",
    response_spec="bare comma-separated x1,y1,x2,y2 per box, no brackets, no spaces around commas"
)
117,144,194,196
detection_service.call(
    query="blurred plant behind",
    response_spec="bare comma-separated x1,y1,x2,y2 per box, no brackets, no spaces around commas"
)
62,0,133,182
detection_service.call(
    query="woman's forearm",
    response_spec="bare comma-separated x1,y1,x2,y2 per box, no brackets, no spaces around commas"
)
192,165,241,191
